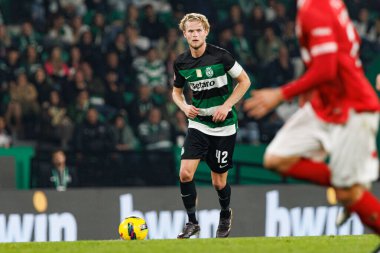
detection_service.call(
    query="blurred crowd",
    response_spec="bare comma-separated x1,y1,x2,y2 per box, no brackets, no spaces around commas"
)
0,0,379,153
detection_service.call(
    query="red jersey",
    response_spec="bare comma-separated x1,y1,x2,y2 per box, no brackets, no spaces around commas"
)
281,0,380,123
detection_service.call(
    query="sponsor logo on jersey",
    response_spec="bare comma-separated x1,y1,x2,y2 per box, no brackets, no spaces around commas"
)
205,67,213,78
189,80,216,90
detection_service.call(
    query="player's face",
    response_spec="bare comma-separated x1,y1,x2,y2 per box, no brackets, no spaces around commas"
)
183,21,208,50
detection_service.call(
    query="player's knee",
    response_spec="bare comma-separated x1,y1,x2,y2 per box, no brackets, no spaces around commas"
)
263,154,291,173
212,181,226,190
263,154,275,169
179,168,194,182
335,185,366,206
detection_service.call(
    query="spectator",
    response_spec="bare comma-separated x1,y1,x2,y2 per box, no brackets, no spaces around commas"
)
46,149,78,191
0,24,11,60
6,72,40,138
107,0,127,26
140,4,167,45
66,69,88,102
262,45,294,87
228,4,246,27
44,46,70,87
67,89,90,125
256,25,283,66
125,3,140,28
77,30,102,71
133,47,167,94
272,1,289,36
127,84,161,130
80,61,104,97
368,17,380,49
0,116,12,148
137,107,172,150
22,45,42,79
102,51,124,84
1,47,22,83
32,67,53,106
265,0,277,22
107,32,132,75
282,20,300,59
90,12,106,49
40,90,74,148
282,20,303,77
104,71,125,112
60,0,87,18
132,0,171,13
124,24,150,58
31,0,47,32
74,107,114,154
67,46,82,77
247,5,267,46
46,13,74,46
156,28,186,61
354,8,373,39
111,113,139,151
217,26,235,55
70,15,90,45
17,21,41,52
231,22,256,73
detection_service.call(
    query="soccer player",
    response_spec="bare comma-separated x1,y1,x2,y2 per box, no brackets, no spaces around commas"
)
244,0,380,237
172,13,251,238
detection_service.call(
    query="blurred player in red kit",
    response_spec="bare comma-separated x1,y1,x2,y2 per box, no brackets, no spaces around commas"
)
244,0,380,238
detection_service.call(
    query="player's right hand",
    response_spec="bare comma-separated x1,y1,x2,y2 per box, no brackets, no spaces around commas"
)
184,105,199,119
243,88,283,119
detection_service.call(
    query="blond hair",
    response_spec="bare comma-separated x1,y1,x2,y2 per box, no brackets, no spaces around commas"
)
179,13,210,32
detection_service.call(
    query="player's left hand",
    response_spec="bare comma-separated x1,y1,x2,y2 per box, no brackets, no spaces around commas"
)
212,104,231,123
243,88,283,119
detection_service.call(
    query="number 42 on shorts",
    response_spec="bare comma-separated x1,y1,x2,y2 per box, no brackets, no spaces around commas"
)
216,150,228,164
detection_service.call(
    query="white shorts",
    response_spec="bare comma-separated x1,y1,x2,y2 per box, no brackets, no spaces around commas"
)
266,103,379,187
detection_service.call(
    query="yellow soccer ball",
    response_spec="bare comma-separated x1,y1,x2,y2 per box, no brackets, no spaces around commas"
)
119,216,148,240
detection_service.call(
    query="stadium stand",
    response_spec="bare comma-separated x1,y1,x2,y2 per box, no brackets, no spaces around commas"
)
0,0,379,187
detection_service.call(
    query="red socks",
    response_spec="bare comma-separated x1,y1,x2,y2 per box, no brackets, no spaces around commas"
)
283,159,380,234
282,158,331,186
347,191,380,235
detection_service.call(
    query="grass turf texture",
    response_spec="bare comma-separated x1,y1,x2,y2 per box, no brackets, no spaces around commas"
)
0,235,378,253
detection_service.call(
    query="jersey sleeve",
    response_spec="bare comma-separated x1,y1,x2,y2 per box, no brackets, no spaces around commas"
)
173,61,185,88
221,50,243,78
282,8,338,99
303,8,337,59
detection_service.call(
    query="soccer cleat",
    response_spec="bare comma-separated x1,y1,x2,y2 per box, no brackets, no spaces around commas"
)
216,208,232,238
336,207,351,227
177,222,200,239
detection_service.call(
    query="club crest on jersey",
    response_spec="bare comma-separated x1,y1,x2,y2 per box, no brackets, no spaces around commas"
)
196,69,202,78
205,67,213,78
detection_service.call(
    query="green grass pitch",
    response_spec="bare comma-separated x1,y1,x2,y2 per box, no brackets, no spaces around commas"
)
0,235,378,253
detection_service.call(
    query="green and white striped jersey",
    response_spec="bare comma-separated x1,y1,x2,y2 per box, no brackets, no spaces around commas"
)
173,44,243,136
